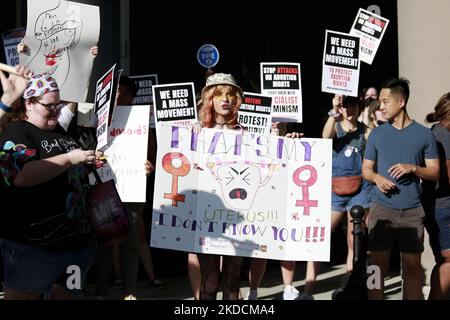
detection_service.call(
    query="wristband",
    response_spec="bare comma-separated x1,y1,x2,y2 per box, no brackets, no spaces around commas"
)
0,101,11,113
328,109,340,119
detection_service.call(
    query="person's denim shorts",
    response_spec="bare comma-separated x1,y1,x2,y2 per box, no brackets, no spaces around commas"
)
434,207,450,252
0,239,96,299
332,180,372,212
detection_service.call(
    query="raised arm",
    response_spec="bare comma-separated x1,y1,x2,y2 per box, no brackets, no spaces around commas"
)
322,94,342,139
0,65,31,120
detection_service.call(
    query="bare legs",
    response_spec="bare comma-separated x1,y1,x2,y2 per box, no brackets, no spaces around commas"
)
247,258,267,299
188,253,201,300
197,254,243,300
428,250,450,299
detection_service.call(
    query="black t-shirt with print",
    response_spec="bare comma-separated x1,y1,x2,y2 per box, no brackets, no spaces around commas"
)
0,121,93,251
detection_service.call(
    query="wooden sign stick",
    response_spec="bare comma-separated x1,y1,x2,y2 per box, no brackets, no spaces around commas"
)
0,63,31,79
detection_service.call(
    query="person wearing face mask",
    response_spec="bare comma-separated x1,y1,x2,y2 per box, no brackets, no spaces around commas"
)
359,86,379,126
366,98,388,130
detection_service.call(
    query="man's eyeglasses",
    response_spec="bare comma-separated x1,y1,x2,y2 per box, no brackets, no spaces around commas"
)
34,100,65,112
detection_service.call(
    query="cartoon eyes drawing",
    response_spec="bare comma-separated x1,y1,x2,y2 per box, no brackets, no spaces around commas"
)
225,172,234,185
225,167,251,186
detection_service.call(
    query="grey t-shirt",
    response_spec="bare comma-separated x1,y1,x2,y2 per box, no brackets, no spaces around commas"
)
431,123,450,208
364,120,439,209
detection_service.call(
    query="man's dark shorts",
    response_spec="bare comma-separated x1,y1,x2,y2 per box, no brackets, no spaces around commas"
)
367,202,425,253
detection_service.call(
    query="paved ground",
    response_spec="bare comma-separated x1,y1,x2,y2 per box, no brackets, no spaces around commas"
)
0,232,439,300
82,231,438,300
82,261,404,300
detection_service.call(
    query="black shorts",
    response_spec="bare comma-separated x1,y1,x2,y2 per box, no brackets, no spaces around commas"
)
367,202,425,253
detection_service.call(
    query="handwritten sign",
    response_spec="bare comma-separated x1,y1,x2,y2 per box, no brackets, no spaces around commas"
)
95,105,150,202
21,0,99,102
151,124,332,261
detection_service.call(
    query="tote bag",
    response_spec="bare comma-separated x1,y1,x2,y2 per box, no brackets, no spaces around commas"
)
89,170,130,247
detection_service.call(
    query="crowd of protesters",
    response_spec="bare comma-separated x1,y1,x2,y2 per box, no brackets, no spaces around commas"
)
0,41,448,301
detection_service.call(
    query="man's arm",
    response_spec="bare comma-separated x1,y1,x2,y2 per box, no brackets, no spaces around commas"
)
362,158,397,194
388,158,440,182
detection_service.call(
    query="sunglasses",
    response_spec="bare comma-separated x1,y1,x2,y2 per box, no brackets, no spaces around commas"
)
34,100,65,112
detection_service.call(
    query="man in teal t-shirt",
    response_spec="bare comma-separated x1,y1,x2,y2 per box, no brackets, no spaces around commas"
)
362,78,440,300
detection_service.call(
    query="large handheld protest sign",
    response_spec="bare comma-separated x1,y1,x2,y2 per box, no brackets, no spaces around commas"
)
350,8,389,65
130,74,158,128
260,62,303,123
94,105,150,203
20,0,100,103
322,30,360,97
238,92,272,135
2,27,26,66
95,64,122,151
152,82,198,136
151,124,332,261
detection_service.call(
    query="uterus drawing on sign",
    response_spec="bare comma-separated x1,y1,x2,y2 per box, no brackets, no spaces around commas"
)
31,1,82,90
206,153,279,211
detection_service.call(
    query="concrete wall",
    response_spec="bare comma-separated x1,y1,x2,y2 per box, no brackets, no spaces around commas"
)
398,0,450,126
398,0,450,292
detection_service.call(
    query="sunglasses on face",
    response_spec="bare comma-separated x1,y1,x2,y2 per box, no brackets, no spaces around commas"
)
34,100,65,112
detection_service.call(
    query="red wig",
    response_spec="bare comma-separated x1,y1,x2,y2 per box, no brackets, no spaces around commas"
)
199,84,242,128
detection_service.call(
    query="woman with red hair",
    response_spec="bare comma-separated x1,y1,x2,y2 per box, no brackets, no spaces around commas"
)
193,73,244,300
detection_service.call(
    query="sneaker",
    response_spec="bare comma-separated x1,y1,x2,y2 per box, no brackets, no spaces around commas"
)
149,278,166,290
245,290,258,300
283,285,299,300
124,294,137,300
114,277,124,289
295,292,314,300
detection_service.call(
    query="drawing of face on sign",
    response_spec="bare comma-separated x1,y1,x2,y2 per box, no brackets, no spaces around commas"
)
34,1,82,89
206,153,279,210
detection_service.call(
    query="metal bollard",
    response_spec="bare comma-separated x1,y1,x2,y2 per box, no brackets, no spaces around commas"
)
351,205,366,275
332,205,368,300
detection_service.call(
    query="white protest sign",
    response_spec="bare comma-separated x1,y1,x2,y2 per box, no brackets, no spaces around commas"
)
151,124,332,261
238,92,272,135
95,65,117,151
350,8,389,65
95,105,150,203
260,62,303,123
322,30,360,97
2,27,26,66
20,0,99,102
